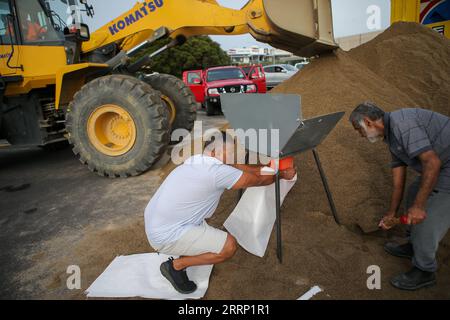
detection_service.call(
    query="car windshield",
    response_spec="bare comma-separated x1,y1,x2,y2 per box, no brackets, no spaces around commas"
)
241,66,251,76
207,68,245,82
282,64,297,72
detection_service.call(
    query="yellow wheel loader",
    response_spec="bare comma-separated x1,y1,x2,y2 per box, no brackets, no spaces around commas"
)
0,0,337,177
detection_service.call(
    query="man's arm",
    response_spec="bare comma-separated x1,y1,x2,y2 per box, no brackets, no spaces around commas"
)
231,168,296,190
408,150,441,224
379,166,407,230
388,166,407,214
231,164,264,174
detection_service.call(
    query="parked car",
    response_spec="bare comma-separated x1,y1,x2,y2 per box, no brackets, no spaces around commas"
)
182,69,205,104
294,63,306,70
183,65,265,116
263,64,298,88
294,61,310,70
241,64,267,94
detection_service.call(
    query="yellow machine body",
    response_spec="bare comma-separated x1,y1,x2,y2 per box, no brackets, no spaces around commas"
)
1,44,107,105
391,0,450,38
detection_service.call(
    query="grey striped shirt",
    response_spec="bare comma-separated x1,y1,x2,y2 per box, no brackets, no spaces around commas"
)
384,108,450,192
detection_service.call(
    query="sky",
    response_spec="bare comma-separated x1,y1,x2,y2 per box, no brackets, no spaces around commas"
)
81,0,391,50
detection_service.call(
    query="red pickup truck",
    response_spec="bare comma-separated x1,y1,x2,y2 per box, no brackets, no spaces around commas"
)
183,65,266,116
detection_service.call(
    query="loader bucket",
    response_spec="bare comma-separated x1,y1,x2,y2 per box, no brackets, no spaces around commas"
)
250,0,338,57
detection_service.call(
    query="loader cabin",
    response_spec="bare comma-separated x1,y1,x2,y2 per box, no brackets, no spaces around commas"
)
0,0,90,47
0,0,91,147
0,0,92,84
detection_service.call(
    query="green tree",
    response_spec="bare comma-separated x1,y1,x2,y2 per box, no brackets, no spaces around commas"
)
138,36,231,78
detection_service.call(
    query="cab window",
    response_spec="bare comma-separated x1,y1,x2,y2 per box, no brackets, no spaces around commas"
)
187,72,201,84
242,66,251,76
274,66,284,73
16,0,63,44
250,66,263,78
0,0,15,44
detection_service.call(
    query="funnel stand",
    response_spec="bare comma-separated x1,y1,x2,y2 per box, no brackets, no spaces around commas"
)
312,148,340,225
275,171,282,263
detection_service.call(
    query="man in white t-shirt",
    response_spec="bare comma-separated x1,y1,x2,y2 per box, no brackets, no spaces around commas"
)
144,132,296,294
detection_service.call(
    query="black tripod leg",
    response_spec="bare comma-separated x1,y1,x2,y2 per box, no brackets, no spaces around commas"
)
312,148,341,225
275,171,282,263
237,150,249,202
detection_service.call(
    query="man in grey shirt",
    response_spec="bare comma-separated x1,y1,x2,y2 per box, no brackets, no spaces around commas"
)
350,101,450,290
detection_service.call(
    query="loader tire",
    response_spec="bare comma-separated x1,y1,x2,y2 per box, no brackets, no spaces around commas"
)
66,75,170,178
143,73,197,132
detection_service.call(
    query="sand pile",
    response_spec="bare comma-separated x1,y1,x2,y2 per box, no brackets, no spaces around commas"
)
271,22,450,231
349,22,450,112
33,189,450,299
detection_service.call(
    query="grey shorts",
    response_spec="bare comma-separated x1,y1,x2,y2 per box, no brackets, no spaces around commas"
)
149,221,228,256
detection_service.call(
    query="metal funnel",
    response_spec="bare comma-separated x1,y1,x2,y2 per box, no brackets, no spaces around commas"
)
221,93,344,159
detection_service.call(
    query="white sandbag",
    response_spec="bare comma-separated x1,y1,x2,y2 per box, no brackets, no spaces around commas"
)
85,253,213,300
224,173,297,257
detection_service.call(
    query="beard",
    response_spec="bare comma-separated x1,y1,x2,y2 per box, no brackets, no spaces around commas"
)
360,122,383,143
367,135,383,143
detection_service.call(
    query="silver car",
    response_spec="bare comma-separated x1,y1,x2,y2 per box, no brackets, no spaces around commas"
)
263,64,298,88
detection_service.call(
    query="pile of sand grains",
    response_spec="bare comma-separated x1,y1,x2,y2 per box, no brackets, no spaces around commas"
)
271,22,450,232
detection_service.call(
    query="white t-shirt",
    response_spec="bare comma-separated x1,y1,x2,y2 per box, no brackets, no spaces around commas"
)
145,154,243,245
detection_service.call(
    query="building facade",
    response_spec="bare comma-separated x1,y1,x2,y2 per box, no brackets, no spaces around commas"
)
227,45,294,65
335,30,383,51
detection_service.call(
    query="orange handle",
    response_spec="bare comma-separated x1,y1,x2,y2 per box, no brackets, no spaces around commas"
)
400,215,409,224
270,156,294,171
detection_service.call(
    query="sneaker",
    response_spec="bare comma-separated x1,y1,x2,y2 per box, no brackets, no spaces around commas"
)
160,257,197,294
390,267,436,290
384,242,413,259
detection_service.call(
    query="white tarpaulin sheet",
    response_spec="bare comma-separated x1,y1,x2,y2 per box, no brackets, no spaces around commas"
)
297,285,323,300
224,173,297,257
85,253,213,300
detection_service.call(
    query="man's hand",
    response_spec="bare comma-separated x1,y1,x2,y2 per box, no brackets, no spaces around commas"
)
407,206,427,225
280,167,297,180
378,211,396,230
